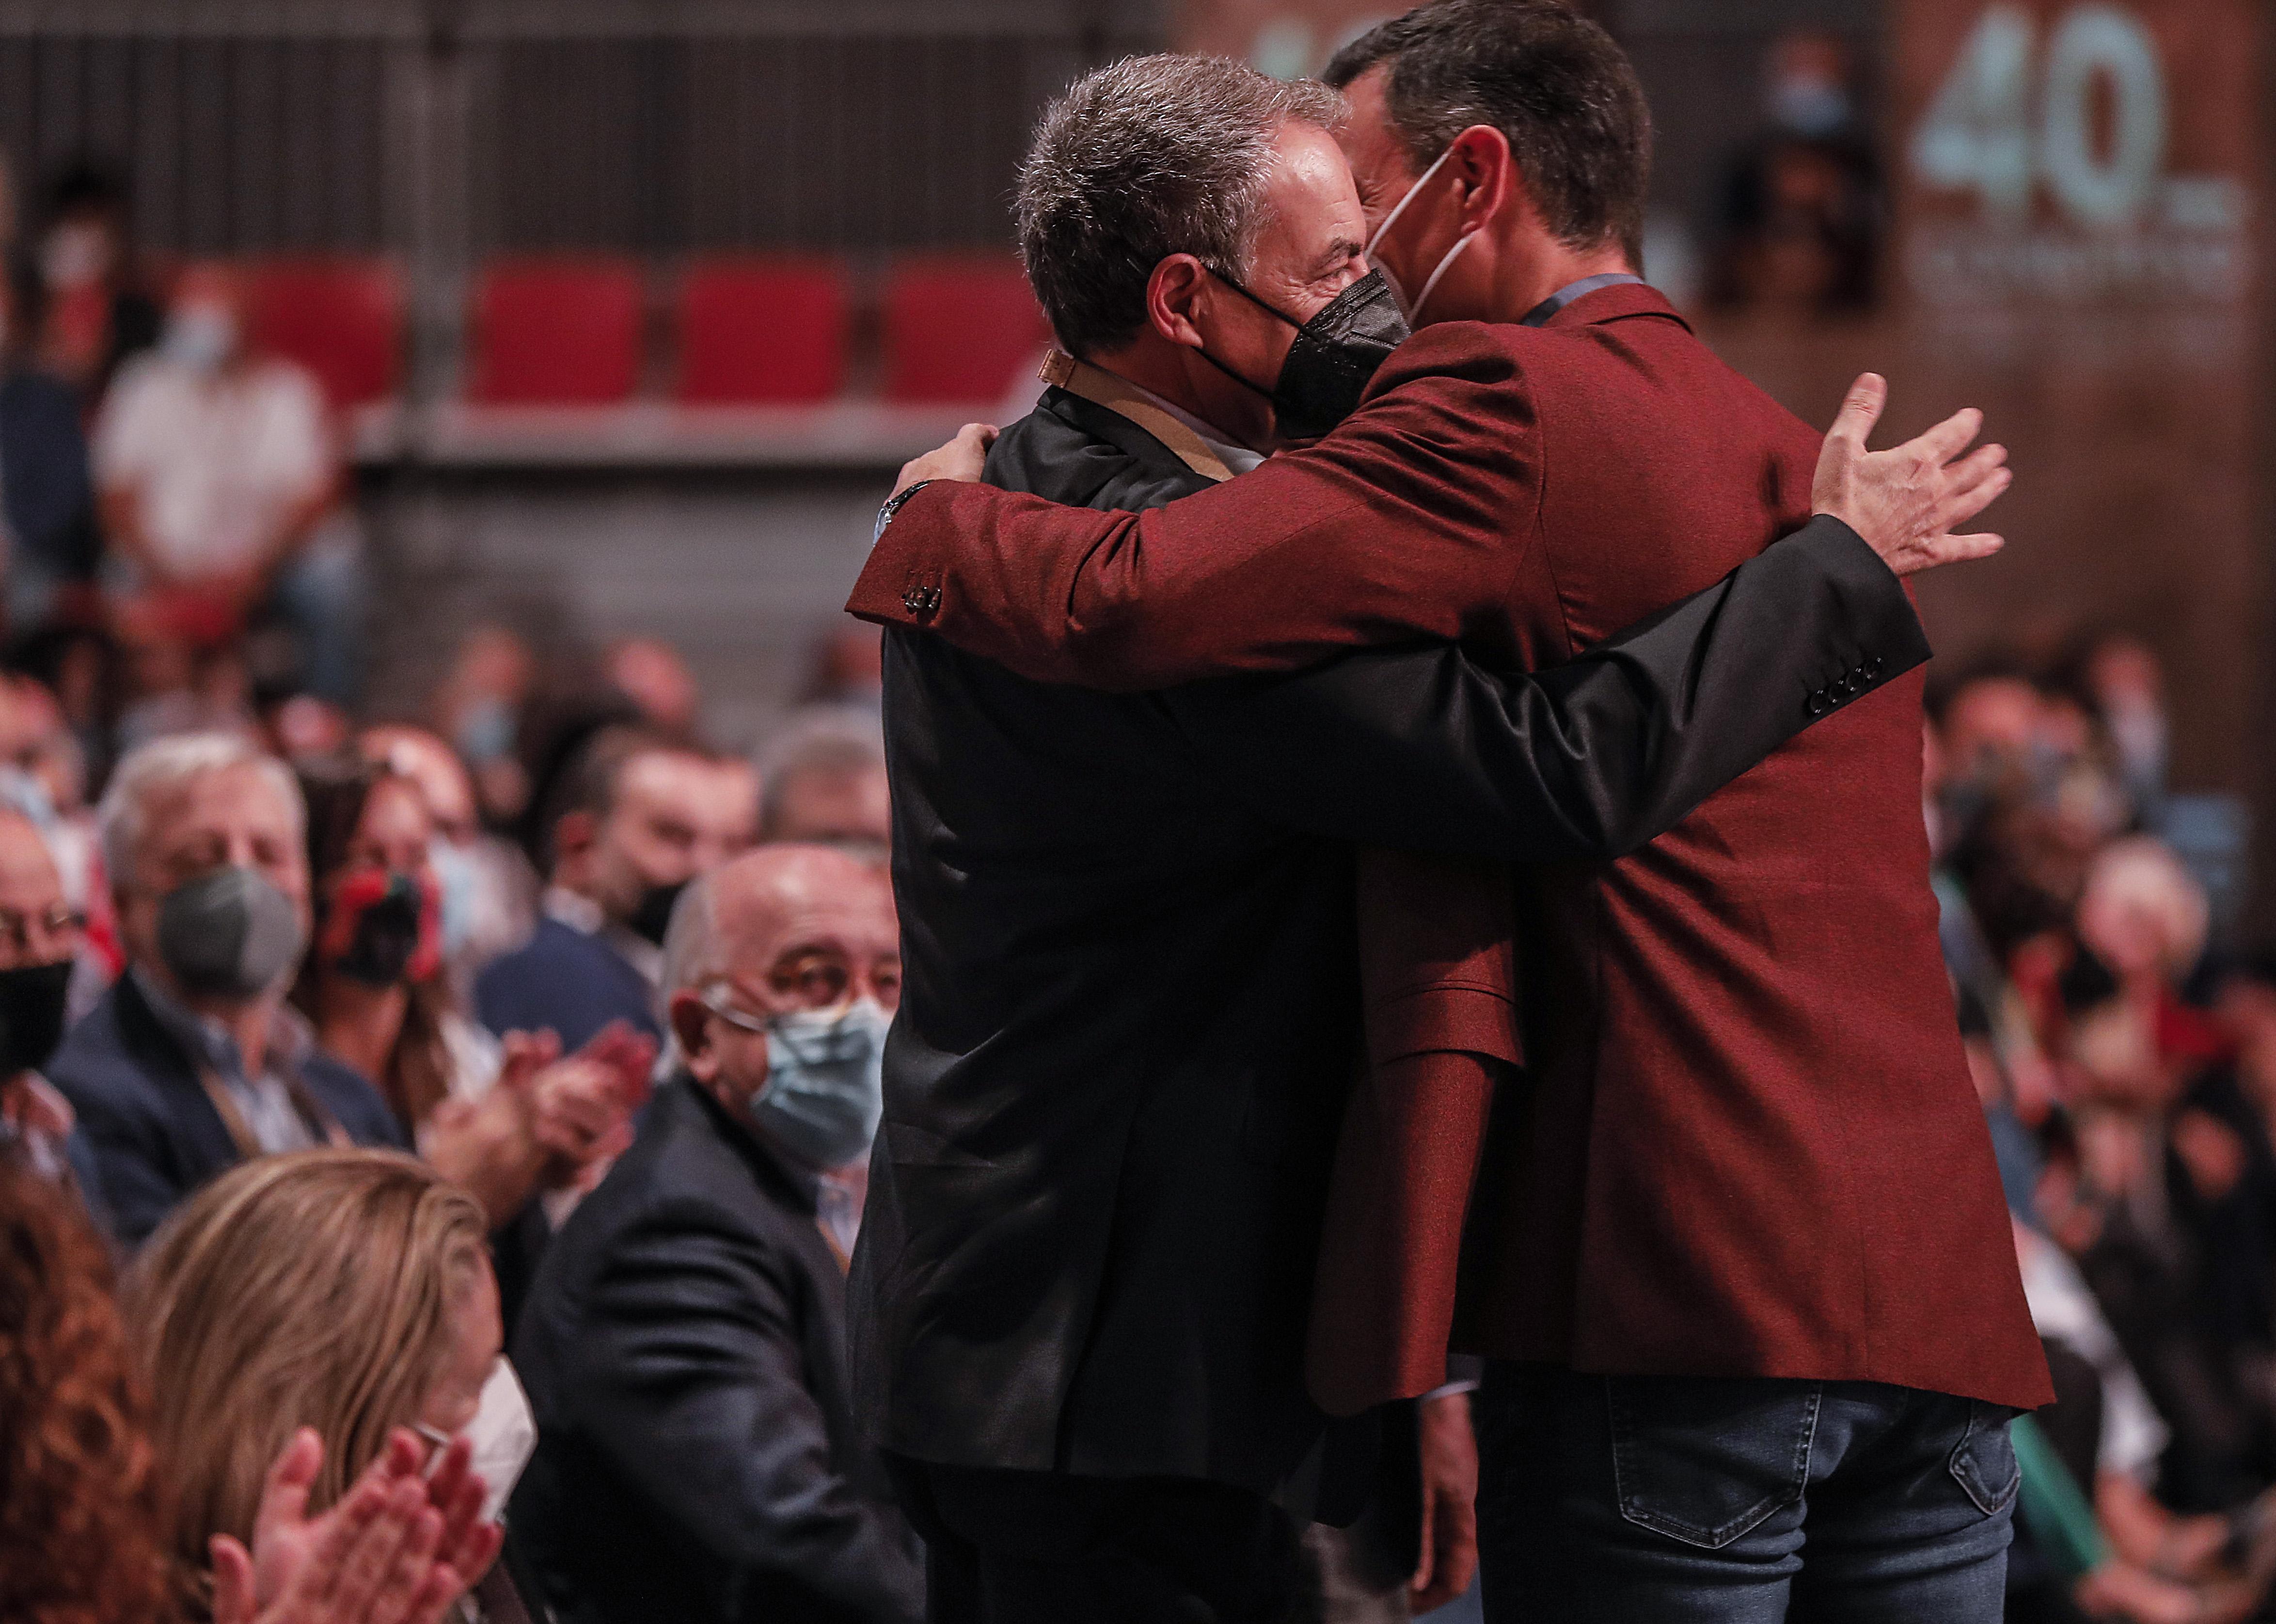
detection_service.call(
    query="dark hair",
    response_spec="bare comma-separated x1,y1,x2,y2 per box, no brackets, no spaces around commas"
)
293,756,454,1132
542,725,690,857
1324,0,1652,267
38,160,129,226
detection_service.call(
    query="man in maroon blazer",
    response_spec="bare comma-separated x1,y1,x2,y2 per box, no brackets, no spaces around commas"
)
852,5,2047,1619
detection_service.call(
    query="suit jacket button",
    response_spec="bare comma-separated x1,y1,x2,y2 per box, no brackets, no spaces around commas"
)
1865,656,1884,678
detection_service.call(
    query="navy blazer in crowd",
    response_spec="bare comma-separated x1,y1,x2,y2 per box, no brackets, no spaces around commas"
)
0,367,99,583
47,972,406,1243
474,916,662,1052
511,1075,923,1624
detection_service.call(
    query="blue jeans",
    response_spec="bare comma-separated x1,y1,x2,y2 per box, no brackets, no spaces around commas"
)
1473,1362,2018,1623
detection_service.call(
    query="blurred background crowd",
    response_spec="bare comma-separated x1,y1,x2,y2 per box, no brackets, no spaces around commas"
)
0,0,2264,1621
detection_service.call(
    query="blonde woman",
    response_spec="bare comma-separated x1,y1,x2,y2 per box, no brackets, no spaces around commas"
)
127,1150,532,1622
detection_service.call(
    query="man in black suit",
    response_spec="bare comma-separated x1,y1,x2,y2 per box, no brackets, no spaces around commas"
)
849,55,1995,1624
511,844,923,1624
52,732,404,1243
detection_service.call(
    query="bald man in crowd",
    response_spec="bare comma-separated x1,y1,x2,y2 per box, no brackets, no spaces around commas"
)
511,844,922,1624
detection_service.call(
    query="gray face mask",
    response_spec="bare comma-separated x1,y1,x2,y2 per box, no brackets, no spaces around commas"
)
156,867,306,1000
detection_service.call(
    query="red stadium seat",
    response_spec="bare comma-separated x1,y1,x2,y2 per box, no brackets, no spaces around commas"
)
240,257,404,410
675,257,850,404
882,254,1050,404
469,258,643,405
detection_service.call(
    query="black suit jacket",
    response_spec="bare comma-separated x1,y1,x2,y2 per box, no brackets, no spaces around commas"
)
510,1076,923,1624
848,386,1929,1507
48,972,407,1244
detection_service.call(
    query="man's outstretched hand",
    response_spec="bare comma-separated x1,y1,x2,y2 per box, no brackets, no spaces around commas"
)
1813,374,2011,577
892,423,997,499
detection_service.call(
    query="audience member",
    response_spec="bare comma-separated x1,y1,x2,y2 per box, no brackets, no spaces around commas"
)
93,263,363,705
0,1151,480,1624
511,846,921,1624
126,1148,521,1620
30,160,161,408
794,625,884,714
0,1149,173,1623
603,636,702,738
359,725,538,1002
475,726,749,1051
430,626,538,829
756,710,888,858
0,805,104,1206
294,757,649,1231
1710,30,1881,314
0,256,101,632
47,733,402,1243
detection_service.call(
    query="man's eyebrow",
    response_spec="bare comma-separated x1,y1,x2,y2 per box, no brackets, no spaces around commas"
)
1313,237,1365,276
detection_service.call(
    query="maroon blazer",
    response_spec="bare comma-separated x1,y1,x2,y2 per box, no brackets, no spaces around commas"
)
850,285,2052,1413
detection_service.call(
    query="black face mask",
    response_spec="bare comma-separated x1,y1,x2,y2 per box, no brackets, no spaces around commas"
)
1199,267,1412,441
627,879,688,947
0,959,72,1077
334,874,426,987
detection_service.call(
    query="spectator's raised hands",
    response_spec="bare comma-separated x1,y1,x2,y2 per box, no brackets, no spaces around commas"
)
511,1020,655,1183
209,1427,501,1624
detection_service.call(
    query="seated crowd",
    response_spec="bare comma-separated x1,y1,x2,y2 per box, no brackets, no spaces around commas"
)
0,602,905,1623
1931,634,2276,1623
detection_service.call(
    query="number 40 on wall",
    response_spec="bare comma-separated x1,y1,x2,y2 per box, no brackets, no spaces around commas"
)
1909,3,2208,231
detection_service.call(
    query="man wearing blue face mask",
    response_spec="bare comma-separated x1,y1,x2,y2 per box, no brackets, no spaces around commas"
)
47,732,403,1243
510,843,923,1624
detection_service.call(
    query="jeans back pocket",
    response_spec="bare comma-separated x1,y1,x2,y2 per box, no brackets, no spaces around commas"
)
1607,1376,1820,1550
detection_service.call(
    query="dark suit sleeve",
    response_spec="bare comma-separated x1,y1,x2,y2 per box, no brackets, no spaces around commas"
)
564,1202,925,1624
48,1075,184,1245
1172,519,1927,862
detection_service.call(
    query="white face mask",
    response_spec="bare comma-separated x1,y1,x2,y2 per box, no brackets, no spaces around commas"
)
40,222,111,290
1365,143,1481,326
163,304,237,373
420,1357,539,1526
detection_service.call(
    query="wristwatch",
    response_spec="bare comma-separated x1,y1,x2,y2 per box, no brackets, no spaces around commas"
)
872,480,934,545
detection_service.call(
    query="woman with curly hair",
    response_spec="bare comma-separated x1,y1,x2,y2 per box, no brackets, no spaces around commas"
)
0,1149,174,1624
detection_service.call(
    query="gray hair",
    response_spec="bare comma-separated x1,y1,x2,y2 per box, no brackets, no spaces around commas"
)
98,732,304,896
1016,53,1347,358
659,871,723,1001
656,873,721,1073
755,708,885,842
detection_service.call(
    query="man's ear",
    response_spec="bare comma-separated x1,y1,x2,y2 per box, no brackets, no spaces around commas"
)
669,991,715,1080
551,808,596,874
1445,123,1516,236
1145,254,1214,350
